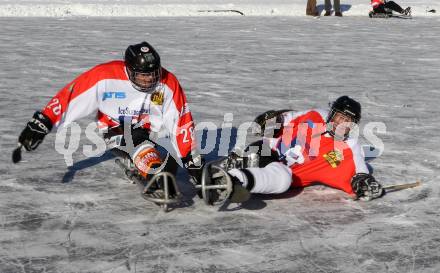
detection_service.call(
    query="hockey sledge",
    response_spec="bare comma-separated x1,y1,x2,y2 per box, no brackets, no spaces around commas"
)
197,158,234,206
198,150,255,206
115,158,182,212
369,10,412,19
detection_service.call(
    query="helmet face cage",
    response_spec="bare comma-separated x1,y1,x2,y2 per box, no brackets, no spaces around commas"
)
328,109,358,124
327,96,361,139
126,66,161,93
327,109,357,138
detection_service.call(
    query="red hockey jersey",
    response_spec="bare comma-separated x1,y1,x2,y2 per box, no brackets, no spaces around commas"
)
371,0,385,9
266,109,369,194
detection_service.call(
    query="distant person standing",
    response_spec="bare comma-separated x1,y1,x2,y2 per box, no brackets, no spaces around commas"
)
306,0,319,16
324,0,342,16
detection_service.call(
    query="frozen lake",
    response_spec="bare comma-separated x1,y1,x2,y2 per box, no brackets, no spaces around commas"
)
1,17,440,272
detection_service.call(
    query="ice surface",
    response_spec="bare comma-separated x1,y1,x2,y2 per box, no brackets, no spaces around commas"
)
1,17,440,272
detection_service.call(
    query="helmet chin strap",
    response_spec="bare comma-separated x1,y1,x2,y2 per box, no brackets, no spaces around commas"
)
324,122,350,141
126,67,161,93
130,81,159,93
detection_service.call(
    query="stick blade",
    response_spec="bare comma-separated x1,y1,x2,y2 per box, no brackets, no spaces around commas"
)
12,146,22,164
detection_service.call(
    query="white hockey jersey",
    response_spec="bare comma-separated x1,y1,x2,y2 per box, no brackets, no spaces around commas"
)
41,60,195,159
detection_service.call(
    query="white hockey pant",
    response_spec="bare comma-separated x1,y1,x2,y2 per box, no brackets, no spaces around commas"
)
228,162,292,194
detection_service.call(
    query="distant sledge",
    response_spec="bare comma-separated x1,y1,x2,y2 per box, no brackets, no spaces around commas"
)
369,10,412,19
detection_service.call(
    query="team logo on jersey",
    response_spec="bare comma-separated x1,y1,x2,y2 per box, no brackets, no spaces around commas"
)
103,92,126,101
323,150,343,168
140,46,150,53
118,107,149,116
151,90,164,105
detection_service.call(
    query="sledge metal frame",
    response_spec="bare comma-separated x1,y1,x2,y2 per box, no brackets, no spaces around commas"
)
134,172,181,212
369,8,411,19
369,10,392,18
115,158,182,212
198,160,233,206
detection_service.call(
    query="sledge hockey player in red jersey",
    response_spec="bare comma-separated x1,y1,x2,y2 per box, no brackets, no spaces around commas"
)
201,96,383,205
370,0,411,17
16,41,203,204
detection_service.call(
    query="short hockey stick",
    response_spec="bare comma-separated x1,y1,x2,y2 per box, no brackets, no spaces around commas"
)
12,82,76,164
383,181,421,193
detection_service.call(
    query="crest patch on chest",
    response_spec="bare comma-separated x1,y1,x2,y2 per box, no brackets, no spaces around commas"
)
323,150,343,168
151,90,164,105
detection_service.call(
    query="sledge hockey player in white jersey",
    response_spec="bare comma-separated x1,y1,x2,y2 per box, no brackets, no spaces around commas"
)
200,96,384,205
16,41,203,207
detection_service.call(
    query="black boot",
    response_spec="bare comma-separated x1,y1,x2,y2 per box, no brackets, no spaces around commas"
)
228,174,251,203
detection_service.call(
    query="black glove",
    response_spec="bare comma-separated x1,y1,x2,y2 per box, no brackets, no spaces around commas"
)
19,111,53,151
253,109,292,136
104,119,153,151
182,153,205,185
351,173,383,201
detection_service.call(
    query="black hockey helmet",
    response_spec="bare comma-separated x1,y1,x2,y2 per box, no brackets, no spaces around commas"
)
124,41,161,92
327,96,361,124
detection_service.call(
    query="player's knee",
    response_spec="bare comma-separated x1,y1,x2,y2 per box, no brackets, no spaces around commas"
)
266,162,292,193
